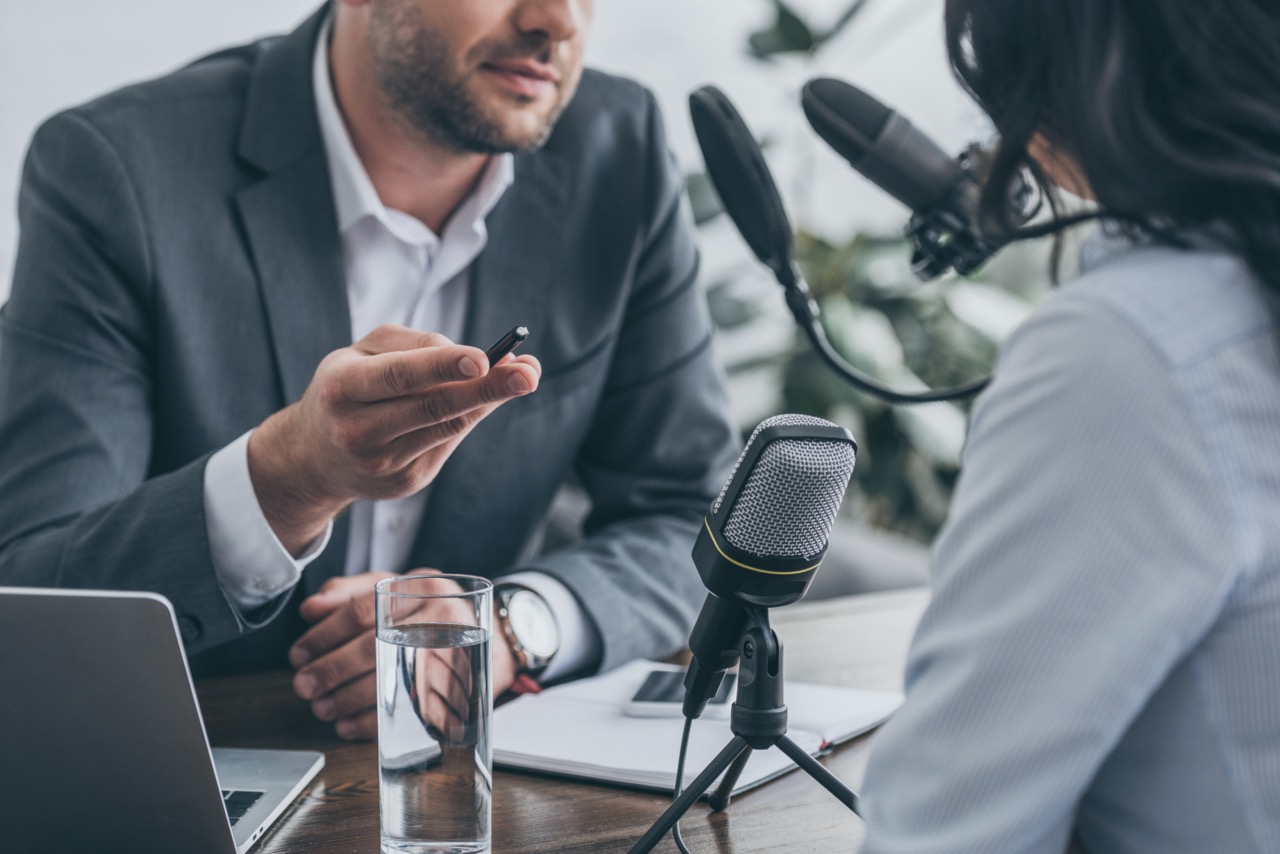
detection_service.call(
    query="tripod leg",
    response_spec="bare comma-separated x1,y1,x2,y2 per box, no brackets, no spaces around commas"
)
708,747,753,812
775,736,860,815
628,735,752,854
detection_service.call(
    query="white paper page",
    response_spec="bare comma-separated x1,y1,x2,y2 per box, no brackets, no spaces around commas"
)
786,682,904,744
495,690,818,791
540,660,902,743
492,660,894,793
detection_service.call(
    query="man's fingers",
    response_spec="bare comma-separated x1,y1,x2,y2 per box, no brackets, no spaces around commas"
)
410,643,477,743
298,575,367,625
355,324,453,356
367,361,541,441
346,345,492,403
311,671,377,722
291,603,376,683
508,353,541,371
431,646,473,713
297,590,347,627
379,409,490,473
423,675,470,740
493,359,541,396
297,572,396,627
335,709,378,741
294,627,375,701
441,646,474,729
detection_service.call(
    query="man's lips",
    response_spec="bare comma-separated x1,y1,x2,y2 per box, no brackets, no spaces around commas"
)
480,60,560,98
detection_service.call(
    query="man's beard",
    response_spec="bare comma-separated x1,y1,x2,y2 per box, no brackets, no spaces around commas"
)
368,1,570,155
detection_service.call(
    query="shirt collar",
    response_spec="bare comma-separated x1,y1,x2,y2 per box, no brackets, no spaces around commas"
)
311,15,514,245
1078,224,1133,275
1078,220,1239,278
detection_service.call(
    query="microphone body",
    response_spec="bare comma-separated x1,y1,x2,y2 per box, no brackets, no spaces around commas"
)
682,415,857,718
802,77,1032,278
802,77,965,215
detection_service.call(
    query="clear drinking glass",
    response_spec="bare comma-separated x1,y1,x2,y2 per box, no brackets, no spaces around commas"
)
375,574,493,854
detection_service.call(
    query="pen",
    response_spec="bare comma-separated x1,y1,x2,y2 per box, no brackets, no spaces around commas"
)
484,325,529,367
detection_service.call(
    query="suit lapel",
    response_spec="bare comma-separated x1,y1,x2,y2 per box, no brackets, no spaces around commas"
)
236,161,350,404
234,7,353,592
408,153,569,573
460,152,569,348
234,6,350,405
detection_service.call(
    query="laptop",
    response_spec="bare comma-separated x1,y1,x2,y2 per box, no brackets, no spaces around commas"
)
0,587,325,854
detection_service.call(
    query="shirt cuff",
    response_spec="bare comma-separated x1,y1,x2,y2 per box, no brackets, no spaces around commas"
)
204,430,332,612
499,570,601,683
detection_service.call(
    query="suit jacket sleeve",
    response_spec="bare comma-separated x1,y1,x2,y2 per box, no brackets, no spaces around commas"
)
0,111,283,654
501,91,740,674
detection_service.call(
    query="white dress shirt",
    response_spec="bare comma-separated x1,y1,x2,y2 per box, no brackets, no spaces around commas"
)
202,16,594,681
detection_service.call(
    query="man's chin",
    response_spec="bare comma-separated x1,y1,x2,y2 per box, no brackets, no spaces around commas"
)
501,120,558,151
466,108,560,153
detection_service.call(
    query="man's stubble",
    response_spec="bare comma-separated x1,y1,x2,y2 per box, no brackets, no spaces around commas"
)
367,0,573,155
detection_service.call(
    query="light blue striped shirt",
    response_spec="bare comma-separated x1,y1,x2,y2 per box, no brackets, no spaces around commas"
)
860,230,1280,853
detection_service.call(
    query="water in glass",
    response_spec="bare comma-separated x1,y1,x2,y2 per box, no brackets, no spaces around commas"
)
377,623,492,854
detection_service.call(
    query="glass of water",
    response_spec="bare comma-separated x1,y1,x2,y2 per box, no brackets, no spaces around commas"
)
375,574,493,854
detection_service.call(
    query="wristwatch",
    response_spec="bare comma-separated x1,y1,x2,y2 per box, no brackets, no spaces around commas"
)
495,585,560,676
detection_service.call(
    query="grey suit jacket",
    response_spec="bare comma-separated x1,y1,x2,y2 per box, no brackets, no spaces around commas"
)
0,8,738,677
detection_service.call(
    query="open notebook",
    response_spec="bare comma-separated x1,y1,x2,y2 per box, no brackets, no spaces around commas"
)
492,660,902,796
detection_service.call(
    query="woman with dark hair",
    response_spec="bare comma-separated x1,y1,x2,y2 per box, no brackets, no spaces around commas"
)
858,2,1280,851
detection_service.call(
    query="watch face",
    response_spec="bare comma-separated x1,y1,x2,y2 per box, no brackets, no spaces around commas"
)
507,590,560,659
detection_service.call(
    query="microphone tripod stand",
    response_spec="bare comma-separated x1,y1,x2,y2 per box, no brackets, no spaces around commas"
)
628,607,860,854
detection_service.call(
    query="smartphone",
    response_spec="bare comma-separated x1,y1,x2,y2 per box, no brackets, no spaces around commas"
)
484,325,529,367
622,669,736,719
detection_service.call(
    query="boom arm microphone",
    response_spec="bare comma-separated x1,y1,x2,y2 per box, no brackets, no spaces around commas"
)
801,77,965,216
802,77,1036,279
689,86,992,404
683,414,857,719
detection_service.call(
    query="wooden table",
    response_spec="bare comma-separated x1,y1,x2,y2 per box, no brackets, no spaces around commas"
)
196,588,928,854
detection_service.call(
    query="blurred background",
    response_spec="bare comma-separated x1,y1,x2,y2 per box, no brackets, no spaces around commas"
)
0,0,1070,595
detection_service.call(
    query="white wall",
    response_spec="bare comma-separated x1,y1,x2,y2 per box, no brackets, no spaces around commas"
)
0,0,976,301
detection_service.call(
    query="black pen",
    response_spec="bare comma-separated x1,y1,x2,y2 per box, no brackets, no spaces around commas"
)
484,325,529,367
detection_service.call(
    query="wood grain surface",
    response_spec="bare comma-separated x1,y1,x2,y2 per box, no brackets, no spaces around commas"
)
196,588,928,854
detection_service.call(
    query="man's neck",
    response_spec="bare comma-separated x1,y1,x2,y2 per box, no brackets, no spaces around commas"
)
329,24,488,235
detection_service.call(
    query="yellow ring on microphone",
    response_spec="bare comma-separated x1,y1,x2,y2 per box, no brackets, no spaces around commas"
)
704,519,823,576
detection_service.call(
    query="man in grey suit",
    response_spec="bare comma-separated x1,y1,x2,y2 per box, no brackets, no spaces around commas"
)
0,0,738,740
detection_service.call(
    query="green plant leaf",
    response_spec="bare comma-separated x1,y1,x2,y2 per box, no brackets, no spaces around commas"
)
748,0,816,59
705,283,761,330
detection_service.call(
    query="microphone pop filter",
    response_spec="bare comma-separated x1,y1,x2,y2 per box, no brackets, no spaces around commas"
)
689,87,796,279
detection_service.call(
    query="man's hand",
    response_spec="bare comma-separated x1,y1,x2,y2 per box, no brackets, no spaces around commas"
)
290,571,520,741
248,324,541,555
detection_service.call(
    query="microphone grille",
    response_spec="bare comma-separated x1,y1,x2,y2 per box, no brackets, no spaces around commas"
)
714,415,857,559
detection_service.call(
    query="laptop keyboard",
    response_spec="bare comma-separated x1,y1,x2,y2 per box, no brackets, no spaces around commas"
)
222,789,265,827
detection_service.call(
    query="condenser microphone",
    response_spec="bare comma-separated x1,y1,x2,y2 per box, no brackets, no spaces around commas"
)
683,414,857,719
802,77,966,216
801,77,1035,278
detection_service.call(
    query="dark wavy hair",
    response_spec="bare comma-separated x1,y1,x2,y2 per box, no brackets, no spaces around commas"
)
945,0,1280,295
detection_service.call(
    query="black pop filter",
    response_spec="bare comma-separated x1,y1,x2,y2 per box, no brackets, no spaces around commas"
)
689,87,795,282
